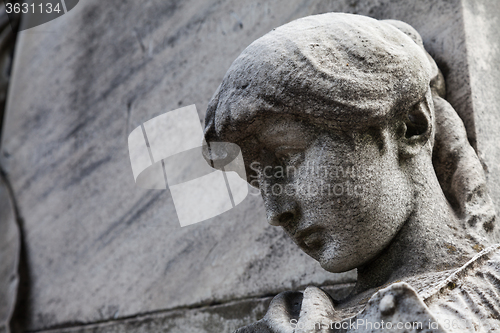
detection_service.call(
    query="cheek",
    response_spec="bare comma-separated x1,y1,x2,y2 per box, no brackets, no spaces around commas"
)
296,158,411,224
354,163,413,238
292,141,413,269
301,135,412,218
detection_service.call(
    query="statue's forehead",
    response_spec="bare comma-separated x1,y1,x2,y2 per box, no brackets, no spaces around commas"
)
207,13,432,143
255,115,317,147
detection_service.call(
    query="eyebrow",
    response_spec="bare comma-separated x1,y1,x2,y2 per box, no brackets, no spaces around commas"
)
257,121,308,142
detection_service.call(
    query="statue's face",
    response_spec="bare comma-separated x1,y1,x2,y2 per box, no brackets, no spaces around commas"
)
245,116,414,273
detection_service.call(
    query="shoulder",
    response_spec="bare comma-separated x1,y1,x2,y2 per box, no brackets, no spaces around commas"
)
424,244,500,332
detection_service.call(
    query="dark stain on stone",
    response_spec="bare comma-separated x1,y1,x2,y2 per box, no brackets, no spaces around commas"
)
483,216,495,232
94,191,164,250
63,155,113,189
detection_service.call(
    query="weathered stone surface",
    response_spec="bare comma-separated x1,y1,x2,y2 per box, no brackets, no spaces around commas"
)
461,0,500,211
0,6,19,333
1,0,499,331
35,296,274,333
0,175,19,333
30,285,352,333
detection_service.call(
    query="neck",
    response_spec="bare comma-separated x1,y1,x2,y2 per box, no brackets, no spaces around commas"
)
353,161,492,295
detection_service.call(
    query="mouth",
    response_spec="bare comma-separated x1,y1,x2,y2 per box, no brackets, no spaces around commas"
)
294,226,326,253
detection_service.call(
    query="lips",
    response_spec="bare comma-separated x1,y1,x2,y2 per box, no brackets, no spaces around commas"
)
294,226,325,253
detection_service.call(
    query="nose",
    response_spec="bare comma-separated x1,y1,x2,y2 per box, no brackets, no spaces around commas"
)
267,200,299,227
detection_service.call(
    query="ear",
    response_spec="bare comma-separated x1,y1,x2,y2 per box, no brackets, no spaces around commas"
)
399,94,433,158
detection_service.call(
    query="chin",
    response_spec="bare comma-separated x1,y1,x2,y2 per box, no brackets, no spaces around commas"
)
317,247,380,273
320,261,354,273
317,254,357,273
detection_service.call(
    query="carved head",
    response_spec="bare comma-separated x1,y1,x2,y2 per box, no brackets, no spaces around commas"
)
204,13,496,273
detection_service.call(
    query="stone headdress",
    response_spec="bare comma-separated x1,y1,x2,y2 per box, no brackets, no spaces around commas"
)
204,13,432,141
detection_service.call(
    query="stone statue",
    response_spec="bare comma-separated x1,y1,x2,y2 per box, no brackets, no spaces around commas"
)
204,13,500,332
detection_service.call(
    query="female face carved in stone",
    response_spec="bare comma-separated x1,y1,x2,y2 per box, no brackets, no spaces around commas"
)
245,112,416,273
204,13,496,281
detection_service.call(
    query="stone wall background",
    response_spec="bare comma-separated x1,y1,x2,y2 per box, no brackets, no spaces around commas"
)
0,0,499,332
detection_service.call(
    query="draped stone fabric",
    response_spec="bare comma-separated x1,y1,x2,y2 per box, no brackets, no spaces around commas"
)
237,245,500,333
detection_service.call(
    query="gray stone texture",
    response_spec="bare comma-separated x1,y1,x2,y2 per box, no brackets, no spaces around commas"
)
0,5,19,333
461,0,500,216
31,285,353,333
0,175,19,333
0,0,499,332
34,296,275,333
